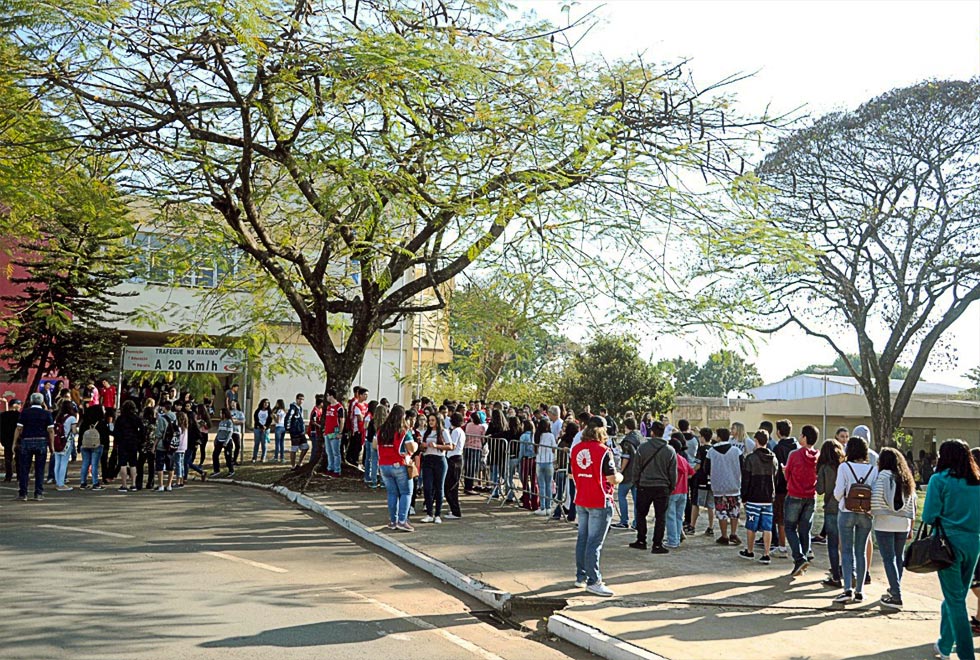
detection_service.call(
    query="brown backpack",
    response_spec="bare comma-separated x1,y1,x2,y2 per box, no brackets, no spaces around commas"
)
844,463,873,513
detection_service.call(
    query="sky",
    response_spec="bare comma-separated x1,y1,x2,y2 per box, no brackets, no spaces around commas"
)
513,0,980,387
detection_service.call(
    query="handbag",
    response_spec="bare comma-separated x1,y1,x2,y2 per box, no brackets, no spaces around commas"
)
407,460,420,480
904,520,955,573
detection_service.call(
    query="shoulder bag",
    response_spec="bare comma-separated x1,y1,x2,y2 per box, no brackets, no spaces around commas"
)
904,520,955,573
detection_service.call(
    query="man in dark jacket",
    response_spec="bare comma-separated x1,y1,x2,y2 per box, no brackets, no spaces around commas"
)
772,419,799,557
628,421,677,554
739,430,778,563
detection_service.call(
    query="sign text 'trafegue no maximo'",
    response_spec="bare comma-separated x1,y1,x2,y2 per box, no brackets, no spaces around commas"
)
122,347,244,374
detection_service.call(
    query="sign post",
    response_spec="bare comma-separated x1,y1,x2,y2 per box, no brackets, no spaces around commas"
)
122,347,244,375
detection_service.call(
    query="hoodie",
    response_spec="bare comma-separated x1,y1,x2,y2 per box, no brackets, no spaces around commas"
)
741,446,778,504
785,445,818,498
705,441,743,497
773,436,800,494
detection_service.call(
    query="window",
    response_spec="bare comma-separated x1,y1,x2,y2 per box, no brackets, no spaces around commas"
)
130,231,242,289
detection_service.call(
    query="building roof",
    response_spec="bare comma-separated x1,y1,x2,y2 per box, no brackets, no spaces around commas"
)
748,374,963,401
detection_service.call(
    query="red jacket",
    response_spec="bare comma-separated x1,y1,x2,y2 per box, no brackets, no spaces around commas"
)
785,446,818,498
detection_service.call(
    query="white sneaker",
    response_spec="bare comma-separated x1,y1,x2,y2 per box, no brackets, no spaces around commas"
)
934,641,950,660
156,486,165,492
574,580,587,588
409,507,416,515
445,513,461,519
586,582,614,597
421,515,434,523
434,516,443,524
165,485,173,492
534,509,549,516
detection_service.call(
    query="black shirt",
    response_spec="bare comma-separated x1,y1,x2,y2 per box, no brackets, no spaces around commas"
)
0,410,20,444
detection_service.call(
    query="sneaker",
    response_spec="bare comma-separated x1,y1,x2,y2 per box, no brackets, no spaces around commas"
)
807,552,815,562
650,545,669,554
854,592,864,603
864,572,872,585
728,534,741,546
157,486,165,492
715,536,730,545
738,549,755,560
434,516,442,524
421,515,434,523
386,522,396,530
610,522,630,529
228,471,236,477
586,582,614,597
880,594,903,610
755,537,764,547
791,559,810,577
574,580,587,588
396,521,415,532
56,486,74,492
45,478,55,484
118,486,128,492
704,527,714,536
776,546,788,558
16,495,27,501
822,577,843,588
165,485,173,492
91,484,103,491
811,535,828,545
33,494,44,501
628,541,648,550
832,590,854,604
445,513,461,520
128,487,138,492
683,525,695,534
79,483,89,489
934,641,951,660
759,555,772,565
409,507,416,515
533,509,550,516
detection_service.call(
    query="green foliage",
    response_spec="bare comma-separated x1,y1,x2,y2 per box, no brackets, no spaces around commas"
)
555,335,673,417
961,366,980,401
791,354,911,380
672,350,763,397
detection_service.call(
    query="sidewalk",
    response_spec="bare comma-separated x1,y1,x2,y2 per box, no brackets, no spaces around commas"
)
305,486,945,660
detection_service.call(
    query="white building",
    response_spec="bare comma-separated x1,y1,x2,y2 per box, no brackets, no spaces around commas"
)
747,374,963,401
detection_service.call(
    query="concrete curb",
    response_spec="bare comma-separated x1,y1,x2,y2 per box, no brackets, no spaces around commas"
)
547,614,669,660
212,478,513,614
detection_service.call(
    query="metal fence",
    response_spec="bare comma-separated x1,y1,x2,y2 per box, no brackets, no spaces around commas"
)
459,434,621,519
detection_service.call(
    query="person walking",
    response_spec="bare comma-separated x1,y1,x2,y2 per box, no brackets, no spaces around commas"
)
816,438,846,588
784,424,820,577
923,440,980,660
113,400,144,492
377,404,418,532
832,435,878,605
571,417,622,597
13,393,55,501
212,408,236,477
738,430,778,564
871,447,916,611
629,420,677,553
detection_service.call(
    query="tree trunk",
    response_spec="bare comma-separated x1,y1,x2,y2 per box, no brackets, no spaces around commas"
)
27,341,52,396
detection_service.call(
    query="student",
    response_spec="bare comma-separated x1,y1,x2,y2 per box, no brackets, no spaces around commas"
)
113,400,144,492
871,447,916,610
518,416,539,511
706,427,743,546
173,411,189,488
816,438,846,588
322,389,346,477
271,399,287,463
784,424,820,577
690,426,715,535
534,418,557,516
462,414,485,494
730,421,755,455
923,440,980,660
571,417,622,597
832,435,878,605
154,401,178,492
612,416,642,529
212,408,236,477
13,393,55,500
251,398,272,463
53,400,77,492
229,400,246,464
420,412,452,523
629,420,676,553
739,430,778,564
377,404,418,532
772,419,800,558
666,435,695,549
284,394,309,468
444,412,466,518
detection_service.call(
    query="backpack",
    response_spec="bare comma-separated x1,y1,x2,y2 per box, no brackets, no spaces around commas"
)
214,420,234,446
54,414,70,453
844,463,874,513
288,405,304,435
162,415,181,453
81,427,102,450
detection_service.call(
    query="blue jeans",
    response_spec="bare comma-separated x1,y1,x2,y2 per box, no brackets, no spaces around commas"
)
617,483,637,526
54,451,70,487
839,511,873,592
553,470,568,513
252,428,269,461
325,433,342,473
784,496,815,563
184,449,205,476
380,464,413,524
362,440,378,484
173,452,186,479
273,426,285,461
504,457,520,502
80,445,104,486
824,511,841,580
875,530,908,600
666,493,687,546
421,454,448,516
575,503,613,586
17,439,48,497
536,462,554,511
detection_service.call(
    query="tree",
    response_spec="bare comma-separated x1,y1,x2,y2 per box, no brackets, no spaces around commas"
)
963,366,980,401
675,350,763,397
709,80,980,444
790,354,910,380
556,335,673,417
11,0,770,399
670,357,700,397
447,269,571,399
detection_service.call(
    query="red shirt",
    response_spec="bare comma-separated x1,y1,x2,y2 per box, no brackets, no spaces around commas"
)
323,402,344,435
785,446,819,498
353,400,368,436
673,455,696,496
377,431,407,466
100,386,117,409
572,442,615,508
309,405,323,435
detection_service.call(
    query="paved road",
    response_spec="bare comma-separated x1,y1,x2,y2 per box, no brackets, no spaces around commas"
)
0,483,586,660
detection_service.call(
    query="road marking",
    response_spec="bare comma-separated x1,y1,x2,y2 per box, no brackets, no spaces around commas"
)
333,586,505,660
202,551,289,574
38,524,135,539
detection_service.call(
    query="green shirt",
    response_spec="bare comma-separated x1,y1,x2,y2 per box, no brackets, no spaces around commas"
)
922,469,980,535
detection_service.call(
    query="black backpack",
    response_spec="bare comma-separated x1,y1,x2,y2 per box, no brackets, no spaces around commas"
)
162,416,181,453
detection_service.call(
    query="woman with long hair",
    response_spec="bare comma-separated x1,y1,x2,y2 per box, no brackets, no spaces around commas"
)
113,400,144,492
420,412,452,523
871,447,916,610
923,440,980,660
816,438,845,587
831,435,877,605
534,417,557,516
251,398,272,463
52,400,77,491
444,412,466,518
730,421,755,455
271,399,287,463
377,405,418,531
